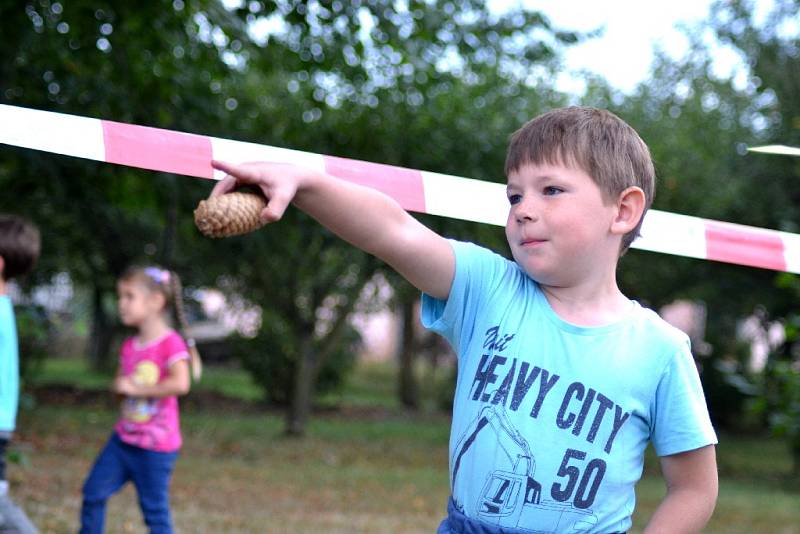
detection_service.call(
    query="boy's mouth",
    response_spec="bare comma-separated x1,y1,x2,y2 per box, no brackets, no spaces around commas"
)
520,237,546,246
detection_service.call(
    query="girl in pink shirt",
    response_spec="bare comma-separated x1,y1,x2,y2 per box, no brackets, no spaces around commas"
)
80,266,201,534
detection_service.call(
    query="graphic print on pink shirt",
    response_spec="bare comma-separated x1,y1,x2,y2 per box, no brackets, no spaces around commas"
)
114,330,188,452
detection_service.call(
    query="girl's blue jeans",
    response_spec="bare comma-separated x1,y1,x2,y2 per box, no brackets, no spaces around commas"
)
80,432,178,534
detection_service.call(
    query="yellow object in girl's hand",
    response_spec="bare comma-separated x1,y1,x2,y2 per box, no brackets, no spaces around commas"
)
132,360,160,386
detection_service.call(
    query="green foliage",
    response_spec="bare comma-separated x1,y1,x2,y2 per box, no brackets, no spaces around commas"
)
747,308,800,474
14,304,52,385
435,365,457,412
0,0,253,369
759,360,800,466
231,319,360,406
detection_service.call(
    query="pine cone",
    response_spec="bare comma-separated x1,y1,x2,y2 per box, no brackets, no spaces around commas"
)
194,191,267,238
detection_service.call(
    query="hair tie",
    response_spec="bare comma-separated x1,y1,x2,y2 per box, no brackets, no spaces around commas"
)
144,267,171,285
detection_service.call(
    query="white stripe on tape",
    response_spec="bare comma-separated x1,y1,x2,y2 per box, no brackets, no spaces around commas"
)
0,104,105,162
421,171,508,227
636,210,708,261
781,232,800,273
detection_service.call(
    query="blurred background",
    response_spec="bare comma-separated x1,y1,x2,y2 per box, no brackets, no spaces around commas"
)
1,0,799,531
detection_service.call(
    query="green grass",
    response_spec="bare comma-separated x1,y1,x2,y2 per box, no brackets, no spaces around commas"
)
633,437,800,533
324,358,400,408
31,357,264,402
29,357,114,391
14,359,800,533
16,404,451,533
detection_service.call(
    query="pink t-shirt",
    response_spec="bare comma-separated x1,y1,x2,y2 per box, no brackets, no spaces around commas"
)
114,330,189,452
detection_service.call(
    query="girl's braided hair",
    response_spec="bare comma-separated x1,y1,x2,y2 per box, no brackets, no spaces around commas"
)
120,266,202,380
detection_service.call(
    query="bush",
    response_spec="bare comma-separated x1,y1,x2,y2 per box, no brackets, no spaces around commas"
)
14,304,52,385
231,314,359,406
749,357,800,475
436,365,457,412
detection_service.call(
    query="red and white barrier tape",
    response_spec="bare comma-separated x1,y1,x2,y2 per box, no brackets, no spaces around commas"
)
1,103,798,273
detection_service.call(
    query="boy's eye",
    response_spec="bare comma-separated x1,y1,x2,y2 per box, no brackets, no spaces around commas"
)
508,194,522,205
543,186,563,196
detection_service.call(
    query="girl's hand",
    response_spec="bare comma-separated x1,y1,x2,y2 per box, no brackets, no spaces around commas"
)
113,376,138,397
210,160,315,224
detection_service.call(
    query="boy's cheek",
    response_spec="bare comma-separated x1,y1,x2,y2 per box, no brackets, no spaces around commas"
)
504,223,515,243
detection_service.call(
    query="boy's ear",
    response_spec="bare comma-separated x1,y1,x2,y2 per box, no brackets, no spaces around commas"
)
611,186,646,235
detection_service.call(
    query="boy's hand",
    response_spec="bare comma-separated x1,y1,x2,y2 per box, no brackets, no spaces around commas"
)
211,160,314,224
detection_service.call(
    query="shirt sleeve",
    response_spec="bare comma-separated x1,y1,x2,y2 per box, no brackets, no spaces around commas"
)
650,341,718,456
0,306,20,432
163,332,190,367
420,240,511,356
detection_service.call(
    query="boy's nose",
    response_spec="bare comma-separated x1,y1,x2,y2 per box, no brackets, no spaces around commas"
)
514,198,539,223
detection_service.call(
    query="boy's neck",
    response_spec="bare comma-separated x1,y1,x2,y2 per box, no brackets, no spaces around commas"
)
540,270,631,327
0,278,6,296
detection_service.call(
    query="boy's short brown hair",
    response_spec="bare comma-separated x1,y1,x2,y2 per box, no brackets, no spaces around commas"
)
0,215,41,281
505,106,655,253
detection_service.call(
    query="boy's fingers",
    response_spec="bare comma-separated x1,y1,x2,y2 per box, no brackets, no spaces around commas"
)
210,176,237,197
212,160,263,180
211,160,274,197
211,159,242,176
261,192,292,222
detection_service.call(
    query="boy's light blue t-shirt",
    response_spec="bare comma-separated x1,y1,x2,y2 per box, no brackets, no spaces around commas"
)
422,241,717,534
0,296,20,432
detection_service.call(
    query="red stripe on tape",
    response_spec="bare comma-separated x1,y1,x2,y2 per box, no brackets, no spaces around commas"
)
324,156,426,213
705,221,786,271
102,121,214,178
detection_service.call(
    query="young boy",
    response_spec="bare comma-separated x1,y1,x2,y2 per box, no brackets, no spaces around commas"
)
209,106,718,533
0,214,41,533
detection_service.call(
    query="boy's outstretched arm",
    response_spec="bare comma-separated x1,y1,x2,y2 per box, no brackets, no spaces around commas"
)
644,445,718,533
210,160,455,300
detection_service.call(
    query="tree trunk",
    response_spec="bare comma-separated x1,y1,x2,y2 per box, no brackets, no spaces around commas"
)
285,335,316,437
283,257,381,436
160,174,178,267
397,294,419,410
284,273,375,435
87,284,114,372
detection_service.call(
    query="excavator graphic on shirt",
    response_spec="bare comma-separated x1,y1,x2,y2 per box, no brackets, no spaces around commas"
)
451,405,598,533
